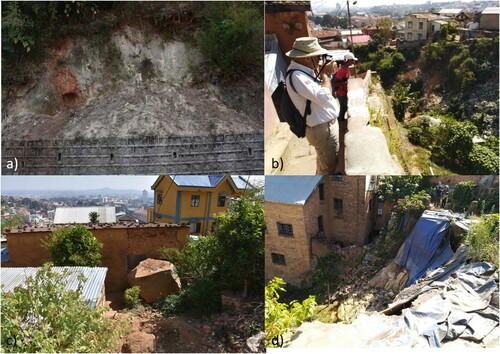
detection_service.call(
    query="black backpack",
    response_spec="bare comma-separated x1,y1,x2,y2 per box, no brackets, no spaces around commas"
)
271,69,314,138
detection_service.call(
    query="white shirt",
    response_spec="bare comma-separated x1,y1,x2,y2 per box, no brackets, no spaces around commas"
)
286,61,339,127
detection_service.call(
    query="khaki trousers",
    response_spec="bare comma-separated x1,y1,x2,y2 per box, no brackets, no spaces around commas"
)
305,120,339,175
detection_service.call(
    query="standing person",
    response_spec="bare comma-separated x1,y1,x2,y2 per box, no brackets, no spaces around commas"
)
435,182,444,207
333,53,358,131
441,185,449,208
285,37,340,175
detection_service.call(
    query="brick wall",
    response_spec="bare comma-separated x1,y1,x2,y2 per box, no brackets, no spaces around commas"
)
3,224,189,292
264,177,376,285
1,134,263,174
265,201,310,285
324,176,373,245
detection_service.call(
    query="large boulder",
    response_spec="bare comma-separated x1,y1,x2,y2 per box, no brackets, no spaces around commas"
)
128,258,181,303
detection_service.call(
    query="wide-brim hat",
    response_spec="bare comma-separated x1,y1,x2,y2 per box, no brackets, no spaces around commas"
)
286,37,328,58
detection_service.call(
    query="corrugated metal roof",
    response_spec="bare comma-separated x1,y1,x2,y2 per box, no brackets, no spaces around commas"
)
1,267,107,308
482,7,500,15
54,207,116,224
265,176,323,205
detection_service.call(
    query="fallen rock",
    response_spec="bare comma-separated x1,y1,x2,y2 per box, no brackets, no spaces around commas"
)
246,331,265,352
128,258,181,303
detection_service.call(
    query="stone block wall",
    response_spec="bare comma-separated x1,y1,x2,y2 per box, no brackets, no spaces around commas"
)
2,133,263,175
264,201,310,285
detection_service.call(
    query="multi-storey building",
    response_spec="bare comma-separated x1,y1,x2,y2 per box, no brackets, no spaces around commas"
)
265,175,387,285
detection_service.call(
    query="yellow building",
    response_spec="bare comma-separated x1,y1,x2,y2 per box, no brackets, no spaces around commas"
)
148,175,251,235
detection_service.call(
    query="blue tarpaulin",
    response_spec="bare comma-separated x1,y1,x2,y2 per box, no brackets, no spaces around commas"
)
394,214,455,286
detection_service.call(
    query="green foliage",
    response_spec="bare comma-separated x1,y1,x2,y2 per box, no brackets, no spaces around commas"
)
197,2,263,80
390,82,419,121
124,286,142,309
431,120,477,172
311,253,341,303
468,144,499,175
406,116,436,147
378,176,422,202
265,278,316,348
395,190,430,217
44,225,102,267
452,181,498,214
1,2,35,53
210,196,265,294
155,279,221,317
160,194,264,317
88,211,99,224
1,264,120,352
160,236,219,284
467,214,499,267
1,214,25,233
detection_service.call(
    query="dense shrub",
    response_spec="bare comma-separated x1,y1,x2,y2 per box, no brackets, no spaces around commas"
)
406,116,435,147
467,214,499,267
44,225,102,267
124,286,142,309
431,120,477,171
155,279,221,317
1,264,121,352
467,144,499,175
197,2,262,79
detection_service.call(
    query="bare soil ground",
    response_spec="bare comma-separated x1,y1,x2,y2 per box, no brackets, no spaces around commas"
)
105,292,264,353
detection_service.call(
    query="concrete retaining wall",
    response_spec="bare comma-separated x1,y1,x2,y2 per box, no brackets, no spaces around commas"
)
2,133,263,175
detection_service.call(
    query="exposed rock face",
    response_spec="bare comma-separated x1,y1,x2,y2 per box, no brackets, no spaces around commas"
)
368,261,409,292
128,258,181,303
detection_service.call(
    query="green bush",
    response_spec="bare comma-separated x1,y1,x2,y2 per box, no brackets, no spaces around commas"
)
197,2,263,80
431,120,477,172
467,214,499,267
155,279,221,317
44,225,102,267
155,291,188,317
406,116,435,147
395,190,430,218
467,144,499,175
124,286,141,309
265,278,316,348
1,264,121,352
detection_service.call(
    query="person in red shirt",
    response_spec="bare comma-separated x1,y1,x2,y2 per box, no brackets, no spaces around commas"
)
333,52,358,124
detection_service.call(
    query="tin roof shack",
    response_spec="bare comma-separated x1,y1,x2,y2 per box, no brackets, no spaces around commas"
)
2,223,189,292
54,206,116,224
480,7,499,31
1,266,107,308
265,176,380,285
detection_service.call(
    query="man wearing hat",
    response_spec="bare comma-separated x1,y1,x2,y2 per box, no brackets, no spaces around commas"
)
286,37,340,175
333,52,358,127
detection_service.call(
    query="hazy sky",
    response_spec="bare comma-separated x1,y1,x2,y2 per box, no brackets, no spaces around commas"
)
312,0,475,10
1,176,158,191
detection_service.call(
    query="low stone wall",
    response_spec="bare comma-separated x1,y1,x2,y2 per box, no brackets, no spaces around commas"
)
2,133,263,174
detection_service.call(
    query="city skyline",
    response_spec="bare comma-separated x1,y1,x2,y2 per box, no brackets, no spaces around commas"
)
312,0,477,10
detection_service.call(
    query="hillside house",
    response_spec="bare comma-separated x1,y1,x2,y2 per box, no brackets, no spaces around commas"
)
148,175,251,235
403,13,445,41
265,176,387,285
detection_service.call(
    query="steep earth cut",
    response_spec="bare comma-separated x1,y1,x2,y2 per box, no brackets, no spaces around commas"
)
2,25,262,140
